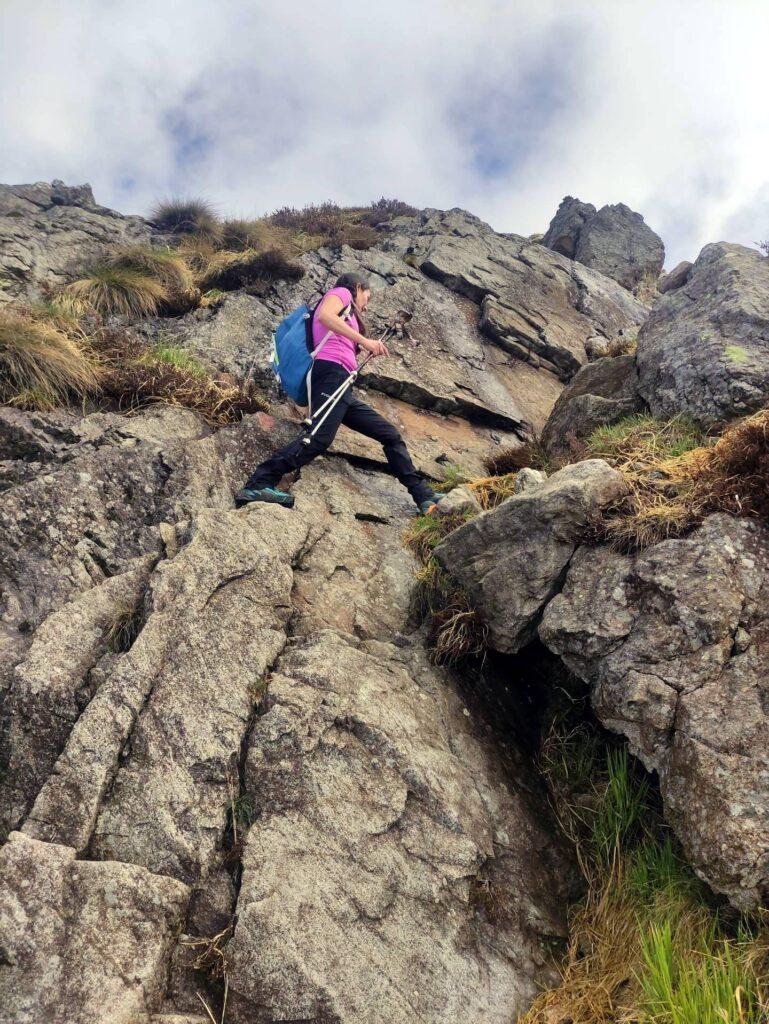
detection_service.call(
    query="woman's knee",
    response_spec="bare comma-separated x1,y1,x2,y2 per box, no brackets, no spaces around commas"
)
381,425,404,448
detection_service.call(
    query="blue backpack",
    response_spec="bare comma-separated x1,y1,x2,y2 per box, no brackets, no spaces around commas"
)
270,298,351,406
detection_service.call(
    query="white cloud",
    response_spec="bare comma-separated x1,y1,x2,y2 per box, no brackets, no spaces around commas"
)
1,0,768,265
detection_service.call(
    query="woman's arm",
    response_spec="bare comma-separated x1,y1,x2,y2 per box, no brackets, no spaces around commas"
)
316,295,389,357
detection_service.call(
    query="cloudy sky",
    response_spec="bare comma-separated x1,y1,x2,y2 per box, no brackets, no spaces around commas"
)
2,0,768,266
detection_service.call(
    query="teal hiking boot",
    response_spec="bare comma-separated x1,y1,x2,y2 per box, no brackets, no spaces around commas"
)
416,493,442,516
234,486,295,509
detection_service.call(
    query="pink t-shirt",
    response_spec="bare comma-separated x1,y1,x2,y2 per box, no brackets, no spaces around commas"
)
312,286,360,373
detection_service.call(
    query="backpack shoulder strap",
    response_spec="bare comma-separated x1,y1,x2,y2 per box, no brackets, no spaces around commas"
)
310,296,353,359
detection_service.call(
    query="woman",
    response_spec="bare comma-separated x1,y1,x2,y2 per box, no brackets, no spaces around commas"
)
235,272,442,514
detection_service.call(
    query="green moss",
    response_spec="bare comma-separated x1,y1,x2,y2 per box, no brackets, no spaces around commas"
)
146,344,207,378
724,343,749,365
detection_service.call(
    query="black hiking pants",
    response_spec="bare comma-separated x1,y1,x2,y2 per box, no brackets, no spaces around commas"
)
245,360,433,505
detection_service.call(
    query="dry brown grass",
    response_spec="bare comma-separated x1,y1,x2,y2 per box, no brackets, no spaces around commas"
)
66,246,200,317
601,332,638,358
467,472,518,509
0,306,102,410
589,411,769,551
92,326,266,425
403,509,488,665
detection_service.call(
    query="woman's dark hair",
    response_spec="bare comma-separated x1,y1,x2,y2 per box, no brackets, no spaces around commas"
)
334,272,370,336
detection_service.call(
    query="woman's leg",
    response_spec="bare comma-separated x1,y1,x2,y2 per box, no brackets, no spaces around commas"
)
242,362,351,491
341,395,434,506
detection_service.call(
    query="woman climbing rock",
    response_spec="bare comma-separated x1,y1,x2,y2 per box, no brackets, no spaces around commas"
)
235,272,443,514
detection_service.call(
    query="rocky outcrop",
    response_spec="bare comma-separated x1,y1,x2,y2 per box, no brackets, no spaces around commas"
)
0,181,151,303
381,209,647,381
540,354,644,460
543,197,665,299
539,515,769,909
434,460,628,653
0,402,575,1022
636,242,769,424
541,197,595,259
658,260,693,294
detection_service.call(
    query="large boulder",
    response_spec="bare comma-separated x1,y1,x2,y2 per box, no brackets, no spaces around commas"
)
658,260,693,294
0,831,188,1024
0,180,151,303
1,436,576,1021
540,515,769,909
434,460,629,653
540,354,644,460
636,242,769,424
543,197,665,299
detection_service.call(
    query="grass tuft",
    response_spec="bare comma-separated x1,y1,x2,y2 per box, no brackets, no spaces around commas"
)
0,306,101,409
483,440,552,476
467,472,518,510
151,197,222,242
66,246,200,318
144,343,207,378
67,265,167,318
403,509,487,664
360,197,418,225
586,410,769,550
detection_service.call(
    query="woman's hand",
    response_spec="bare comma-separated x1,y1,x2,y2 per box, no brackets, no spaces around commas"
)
361,337,390,358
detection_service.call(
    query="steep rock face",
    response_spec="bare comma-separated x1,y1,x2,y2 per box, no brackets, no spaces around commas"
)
540,354,644,460
636,241,769,424
228,630,569,1024
0,404,575,1022
381,209,647,381
539,515,769,909
0,181,151,303
543,196,665,299
433,460,628,653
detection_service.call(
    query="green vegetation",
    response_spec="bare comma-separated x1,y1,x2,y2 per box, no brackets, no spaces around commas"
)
585,413,707,466
433,463,470,492
725,343,749,365
519,723,769,1023
586,410,769,550
403,509,487,665
144,343,206,378
0,306,101,410
94,326,266,425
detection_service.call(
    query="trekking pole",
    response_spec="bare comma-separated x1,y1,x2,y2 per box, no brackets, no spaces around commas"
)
301,326,394,433
300,332,391,446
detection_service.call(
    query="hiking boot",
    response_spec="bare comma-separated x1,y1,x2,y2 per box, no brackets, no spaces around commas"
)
416,493,442,516
234,486,295,509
